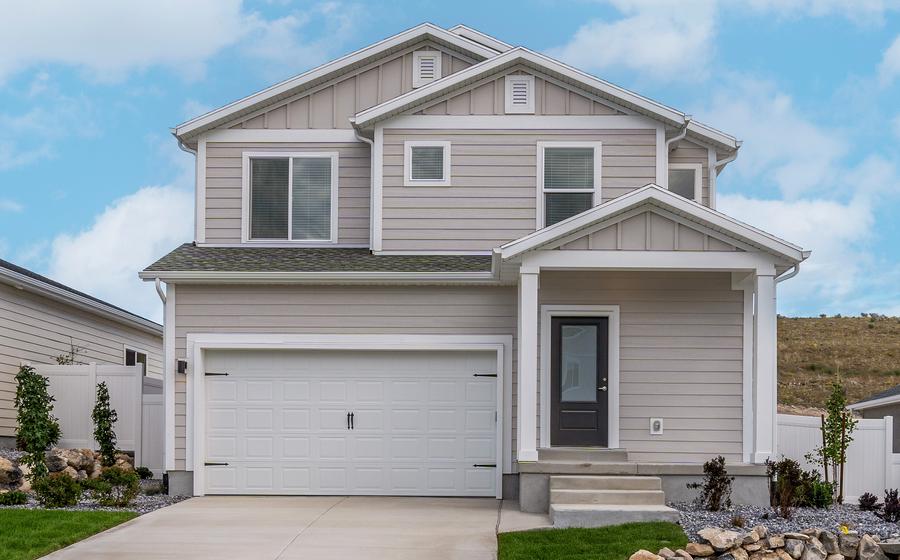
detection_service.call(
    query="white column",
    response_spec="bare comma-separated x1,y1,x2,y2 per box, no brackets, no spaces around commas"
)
517,267,540,462
753,272,777,463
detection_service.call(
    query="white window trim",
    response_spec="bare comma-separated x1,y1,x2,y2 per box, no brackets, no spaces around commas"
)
536,141,602,229
412,50,442,88
668,162,703,203
403,140,451,187
505,75,535,114
241,151,340,244
123,344,149,376
539,305,620,449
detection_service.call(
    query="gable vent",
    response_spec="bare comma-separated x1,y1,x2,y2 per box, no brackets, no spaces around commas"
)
413,50,442,88
505,75,535,114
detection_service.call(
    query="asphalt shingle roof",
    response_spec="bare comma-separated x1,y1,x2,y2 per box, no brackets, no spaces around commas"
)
143,244,493,273
854,385,900,406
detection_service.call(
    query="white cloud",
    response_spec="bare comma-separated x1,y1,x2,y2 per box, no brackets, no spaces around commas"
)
546,0,717,82
745,0,900,23
879,34,900,85
47,185,193,323
0,199,24,212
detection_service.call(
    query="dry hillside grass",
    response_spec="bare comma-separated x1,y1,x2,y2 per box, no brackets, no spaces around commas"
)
779,315,900,410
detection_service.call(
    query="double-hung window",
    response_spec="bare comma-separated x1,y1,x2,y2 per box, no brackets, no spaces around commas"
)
667,163,702,203
538,142,602,227
243,152,339,242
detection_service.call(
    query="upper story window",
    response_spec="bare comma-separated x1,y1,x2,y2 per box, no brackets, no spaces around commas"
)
243,152,338,242
404,141,451,186
538,142,602,227
505,75,535,114
125,347,147,376
412,50,442,88
668,163,702,203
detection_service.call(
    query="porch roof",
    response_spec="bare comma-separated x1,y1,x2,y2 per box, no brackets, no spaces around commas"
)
496,185,809,264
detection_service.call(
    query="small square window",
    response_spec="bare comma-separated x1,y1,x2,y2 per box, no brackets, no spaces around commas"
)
668,164,702,202
404,141,451,186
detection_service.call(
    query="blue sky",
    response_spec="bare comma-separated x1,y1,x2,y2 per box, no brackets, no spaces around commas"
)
1,0,899,322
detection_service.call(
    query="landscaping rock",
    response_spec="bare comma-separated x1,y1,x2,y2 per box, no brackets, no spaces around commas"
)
876,539,900,556
785,535,811,542
630,550,664,560
820,532,839,555
858,535,887,560
0,456,22,485
113,452,134,472
785,539,806,559
687,543,716,557
769,536,786,549
756,527,770,539
839,535,860,560
659,548,675,558
729,547,750,560
744,531,761,545
45,452,66,472
801,538,827,560
749,551,779,560
776,551,793,560
54,448,93,471
746,544,764,553
675,549,694,560
17,463,31,492
825,555,844,560
90,461,102,479
699,528,744,552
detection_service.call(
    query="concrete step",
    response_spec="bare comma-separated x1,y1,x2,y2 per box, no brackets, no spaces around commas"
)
550,475,661,491
537,447,629,462
551,489,666,506
517,461,638,475
550,504,680,529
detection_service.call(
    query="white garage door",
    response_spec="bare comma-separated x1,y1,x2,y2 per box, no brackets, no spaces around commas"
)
203,349,498,496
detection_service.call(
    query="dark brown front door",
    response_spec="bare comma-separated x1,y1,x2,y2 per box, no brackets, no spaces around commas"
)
550,317,609,447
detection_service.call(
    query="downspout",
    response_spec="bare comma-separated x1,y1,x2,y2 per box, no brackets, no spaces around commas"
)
665,116,692,151
154,278,166,304
775,263,800,284
353,125,375,252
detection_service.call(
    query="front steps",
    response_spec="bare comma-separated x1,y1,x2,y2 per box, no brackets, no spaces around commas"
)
549,475,680,528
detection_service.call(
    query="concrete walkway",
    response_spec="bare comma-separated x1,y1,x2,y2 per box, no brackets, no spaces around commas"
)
45,496,510,559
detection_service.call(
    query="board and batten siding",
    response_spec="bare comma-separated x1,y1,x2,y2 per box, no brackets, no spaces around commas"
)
221,42,475,131
381,129,658,251
172,284,518,469
539,271,744,463
0,283,162,438
204,142,371,244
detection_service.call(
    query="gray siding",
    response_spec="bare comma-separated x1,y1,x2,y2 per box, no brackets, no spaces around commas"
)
381,129,658,251
0,283,163,438
559,211,741,251
205,142,370,244
670,140,711,206
222,41,475,130
539,271,744,463
860,404,900,453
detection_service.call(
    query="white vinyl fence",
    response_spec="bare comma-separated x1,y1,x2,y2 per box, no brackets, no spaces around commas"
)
777,413,895,501
34,363,164,476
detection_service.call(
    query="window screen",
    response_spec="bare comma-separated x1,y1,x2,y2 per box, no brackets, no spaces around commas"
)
545,192,593,226
292,157,332,240
669,168,697,200
250,158,289,239
410,146,445,181
543,146,596,226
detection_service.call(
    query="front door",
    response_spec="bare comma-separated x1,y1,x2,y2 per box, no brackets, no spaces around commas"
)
550,317,609,446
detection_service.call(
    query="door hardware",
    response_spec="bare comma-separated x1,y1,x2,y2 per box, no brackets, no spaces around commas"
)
473,373,498,377
598,386,608,392
205,372,229,376
473,464,497,468
347,412,351,430
204,462,229,466
350,412,355,430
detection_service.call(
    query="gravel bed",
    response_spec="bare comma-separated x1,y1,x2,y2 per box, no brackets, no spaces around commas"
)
0,490,189,515
673,502,900,541
0,448,24,462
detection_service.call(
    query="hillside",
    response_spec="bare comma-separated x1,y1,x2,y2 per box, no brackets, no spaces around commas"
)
778,315,900,412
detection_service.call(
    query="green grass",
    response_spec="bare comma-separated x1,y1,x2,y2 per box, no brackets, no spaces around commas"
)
498,522,688,560
0,509,138,560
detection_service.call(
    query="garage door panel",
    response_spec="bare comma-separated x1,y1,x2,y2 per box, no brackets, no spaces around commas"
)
203,349,497,496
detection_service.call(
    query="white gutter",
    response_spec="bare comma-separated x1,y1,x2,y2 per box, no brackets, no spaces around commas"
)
665,116,692,151
138,270,498,283
775,263,800,284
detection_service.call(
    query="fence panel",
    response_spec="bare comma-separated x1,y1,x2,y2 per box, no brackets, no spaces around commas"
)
141,394,164,477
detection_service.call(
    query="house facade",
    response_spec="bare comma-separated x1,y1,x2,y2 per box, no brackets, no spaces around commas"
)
0,258,163,447
142,24,808,522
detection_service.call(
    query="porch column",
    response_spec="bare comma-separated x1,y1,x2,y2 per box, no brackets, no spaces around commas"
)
517,267,539,462
753,272,777,463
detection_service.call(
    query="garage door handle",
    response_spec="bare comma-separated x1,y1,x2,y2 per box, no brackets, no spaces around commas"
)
347,412,351,430
473,373,497,377
473,464,497,468
350,412,355,430
204,462,229,466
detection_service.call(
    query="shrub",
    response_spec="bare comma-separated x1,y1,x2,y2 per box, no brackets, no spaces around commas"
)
79,477,108,493
687,456,734,511
766,457,833,511
92,382,118,467
879,489,900,522
0,490,29,506
135,466,153,480
33,473,82,508
859,492,879,511
95,467,139,507
14,365,61,479
803,479,834,509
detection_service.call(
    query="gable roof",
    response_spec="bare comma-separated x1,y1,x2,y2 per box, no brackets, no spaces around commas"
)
496,185,809,263
173,23,500,141
351,47,739,151
448,24,513,53
0,258,162,334
849,386,900,411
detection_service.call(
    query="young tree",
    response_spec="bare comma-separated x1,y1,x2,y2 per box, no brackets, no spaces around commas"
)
14,365,61,479
92,382,118,467
806,382,857,503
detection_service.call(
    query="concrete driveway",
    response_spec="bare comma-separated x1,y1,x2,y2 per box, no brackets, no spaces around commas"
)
45,496,502,559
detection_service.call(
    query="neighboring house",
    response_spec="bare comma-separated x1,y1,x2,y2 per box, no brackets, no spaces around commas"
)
0,258,163,447
141,24,809,522
850,387,900,453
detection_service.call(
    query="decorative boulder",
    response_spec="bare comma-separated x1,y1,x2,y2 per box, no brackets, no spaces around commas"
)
785,539,806,559
768,536,786,549
755,526,769,540
744,531,761,545
839,535,860,560
858,535,887,560
113,452,134,472
659,548,675,558
675,549,694,560
0,457,22,486
801,538,827,560
686,543,715,557
45,452,66,473
819,533,839,555
630,550,664,560
17,463,32,492
699,528,743,552
728,547,750,560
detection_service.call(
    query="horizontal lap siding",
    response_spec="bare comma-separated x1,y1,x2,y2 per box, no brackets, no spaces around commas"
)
670,140,711,206
0,284,163,438
172,284,517,469
381,129,657,251
205,142,370,244
539,271,744,463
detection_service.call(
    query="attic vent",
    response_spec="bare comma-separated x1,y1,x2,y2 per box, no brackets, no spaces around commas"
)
413,51,442,88
505,75,535,114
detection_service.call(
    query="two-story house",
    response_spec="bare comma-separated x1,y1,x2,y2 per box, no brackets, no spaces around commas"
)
141,23,808,526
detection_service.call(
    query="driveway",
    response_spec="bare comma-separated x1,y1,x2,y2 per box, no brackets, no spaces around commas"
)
45,496,502,559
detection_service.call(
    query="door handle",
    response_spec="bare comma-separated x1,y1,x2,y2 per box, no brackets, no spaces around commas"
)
350,412,355,430
347,412,351,430
598,386,608,392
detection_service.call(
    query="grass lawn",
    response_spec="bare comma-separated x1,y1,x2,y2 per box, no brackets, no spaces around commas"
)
498,522,688,560
0,509,138,560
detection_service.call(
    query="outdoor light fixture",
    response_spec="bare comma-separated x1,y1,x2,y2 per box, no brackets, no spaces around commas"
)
650,418,664,435
176,359,188,374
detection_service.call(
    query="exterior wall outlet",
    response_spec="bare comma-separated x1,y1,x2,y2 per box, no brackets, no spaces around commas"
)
649,417,664,435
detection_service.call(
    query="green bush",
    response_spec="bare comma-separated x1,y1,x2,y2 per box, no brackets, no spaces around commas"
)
92,382,119,467
135,466,153,480
33,473,83,508
802,479,834,508
0,490,29,505
14,365,61,479
95,467,139,507
687,456,734,511
79,477,108,493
